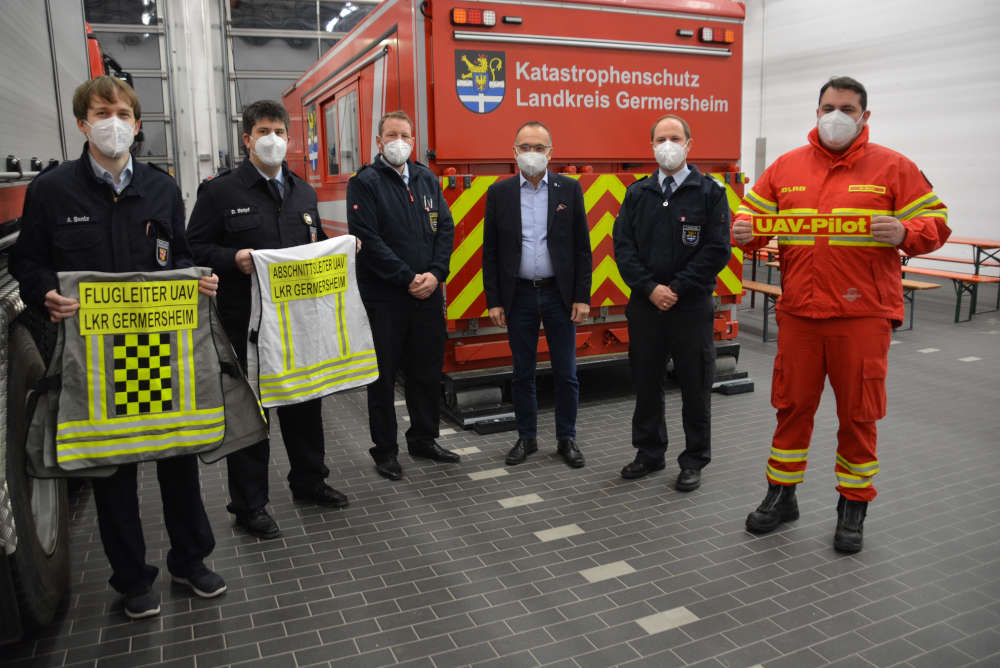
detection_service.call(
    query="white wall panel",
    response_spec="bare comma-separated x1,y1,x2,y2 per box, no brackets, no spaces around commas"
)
742,0,1000,240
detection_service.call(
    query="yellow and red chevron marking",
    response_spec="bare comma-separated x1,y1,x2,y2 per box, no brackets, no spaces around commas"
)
441,172,744,321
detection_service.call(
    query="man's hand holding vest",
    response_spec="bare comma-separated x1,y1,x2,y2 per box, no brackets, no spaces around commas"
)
198,273,219,297
235,248,255,274
44,289,80,323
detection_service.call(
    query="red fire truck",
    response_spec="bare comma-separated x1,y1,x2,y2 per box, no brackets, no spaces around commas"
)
283,0,750,426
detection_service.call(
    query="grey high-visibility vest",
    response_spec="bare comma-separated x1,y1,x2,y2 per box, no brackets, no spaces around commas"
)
248,235,378,407
27,268,268,472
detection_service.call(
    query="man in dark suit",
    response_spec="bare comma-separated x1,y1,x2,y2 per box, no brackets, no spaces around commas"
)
482,121,592,468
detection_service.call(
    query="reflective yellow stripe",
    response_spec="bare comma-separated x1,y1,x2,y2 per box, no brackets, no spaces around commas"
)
57,406,225,431
836,471,874,488
828,239,894,247
766,465,805,484
745,189,777,213
86,335,96,421
830,207,892,216
895,192,938,220
769,447,808,463
57,425,226,460
259,350,378,385
260,364,379,402
284,302,295,370
58,415,226,442
836,454,880,475
337,291,349,356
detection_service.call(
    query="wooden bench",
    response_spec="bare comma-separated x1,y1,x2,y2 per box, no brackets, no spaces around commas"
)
900,266,1000,322
742,278,942,341
898,278,941,330
903,254,1000,268
741,280,782,341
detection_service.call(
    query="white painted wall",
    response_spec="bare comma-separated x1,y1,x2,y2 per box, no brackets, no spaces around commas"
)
741,0,1000,244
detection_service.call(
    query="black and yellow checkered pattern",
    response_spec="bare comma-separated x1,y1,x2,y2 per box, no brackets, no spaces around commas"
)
112,333,173,416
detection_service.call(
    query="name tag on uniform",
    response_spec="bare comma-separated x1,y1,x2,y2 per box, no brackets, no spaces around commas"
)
58,214,95,225
225,206,258,218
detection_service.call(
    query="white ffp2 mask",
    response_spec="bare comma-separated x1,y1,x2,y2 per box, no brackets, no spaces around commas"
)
516,151,548,178
253,132,288,166
654,140,687,172
86,117,135,159
382,139,412,166
817,110,863,151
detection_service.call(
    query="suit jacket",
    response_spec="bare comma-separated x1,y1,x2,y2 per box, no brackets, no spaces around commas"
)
482,172,592,316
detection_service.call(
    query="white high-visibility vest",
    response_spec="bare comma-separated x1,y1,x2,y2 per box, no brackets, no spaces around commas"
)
53,268,239,469
248,235,378,407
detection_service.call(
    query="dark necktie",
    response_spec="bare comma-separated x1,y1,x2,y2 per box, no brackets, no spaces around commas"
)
662,175,674,196
268,178,283,201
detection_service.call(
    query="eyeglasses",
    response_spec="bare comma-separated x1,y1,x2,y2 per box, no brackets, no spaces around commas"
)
515,144,550,153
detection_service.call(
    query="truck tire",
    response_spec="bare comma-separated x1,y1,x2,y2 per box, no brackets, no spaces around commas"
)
5,323,69,630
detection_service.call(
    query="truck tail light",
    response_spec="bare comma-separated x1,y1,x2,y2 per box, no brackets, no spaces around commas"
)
699,27,735,44
451,7,497,26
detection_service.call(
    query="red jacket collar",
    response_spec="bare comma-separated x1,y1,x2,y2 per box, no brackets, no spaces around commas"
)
807,124,870,167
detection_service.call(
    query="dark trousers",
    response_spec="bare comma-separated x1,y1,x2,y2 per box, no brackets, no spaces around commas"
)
92,455,214,594
627,295,715,469
364,290,446,462
507,281,579,440
225,328,329,515
225,397,329,515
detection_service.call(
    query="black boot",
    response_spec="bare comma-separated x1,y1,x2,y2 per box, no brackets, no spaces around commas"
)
746,484,799,533
834,495,867,553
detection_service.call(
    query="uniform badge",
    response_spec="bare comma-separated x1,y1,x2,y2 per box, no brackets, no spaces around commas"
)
156,238,170,266
681,225,701,246
429,211,439,232
302,212,317,242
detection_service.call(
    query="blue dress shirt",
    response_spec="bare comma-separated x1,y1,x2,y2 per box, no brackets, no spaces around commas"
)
518,171,554,280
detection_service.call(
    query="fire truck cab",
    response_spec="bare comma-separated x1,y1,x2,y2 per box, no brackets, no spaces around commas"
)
283,0,750,427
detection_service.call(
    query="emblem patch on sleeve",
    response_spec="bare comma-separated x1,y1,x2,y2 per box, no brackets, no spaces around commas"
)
682,224,701,246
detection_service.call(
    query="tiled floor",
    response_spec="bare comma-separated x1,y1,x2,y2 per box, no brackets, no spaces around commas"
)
2,276,999,667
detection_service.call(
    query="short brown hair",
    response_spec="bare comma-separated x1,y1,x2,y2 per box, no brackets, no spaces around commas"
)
378,110,414,136
650,114,690,141
819,76,868,111
72,75,141,122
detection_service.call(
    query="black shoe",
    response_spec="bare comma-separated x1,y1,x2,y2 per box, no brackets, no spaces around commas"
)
834,495,868,554
375,457,403,480
675,468,701,492
123,587,160,619
293,482,350,508
408,442,461,463
557,439,585,468
172,565,227,599
235,508,281,539
746,484,799,534
505,438,538,465
620,455,665,479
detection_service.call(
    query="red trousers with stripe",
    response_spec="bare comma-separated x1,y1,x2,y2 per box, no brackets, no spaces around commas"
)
766,312,891,502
